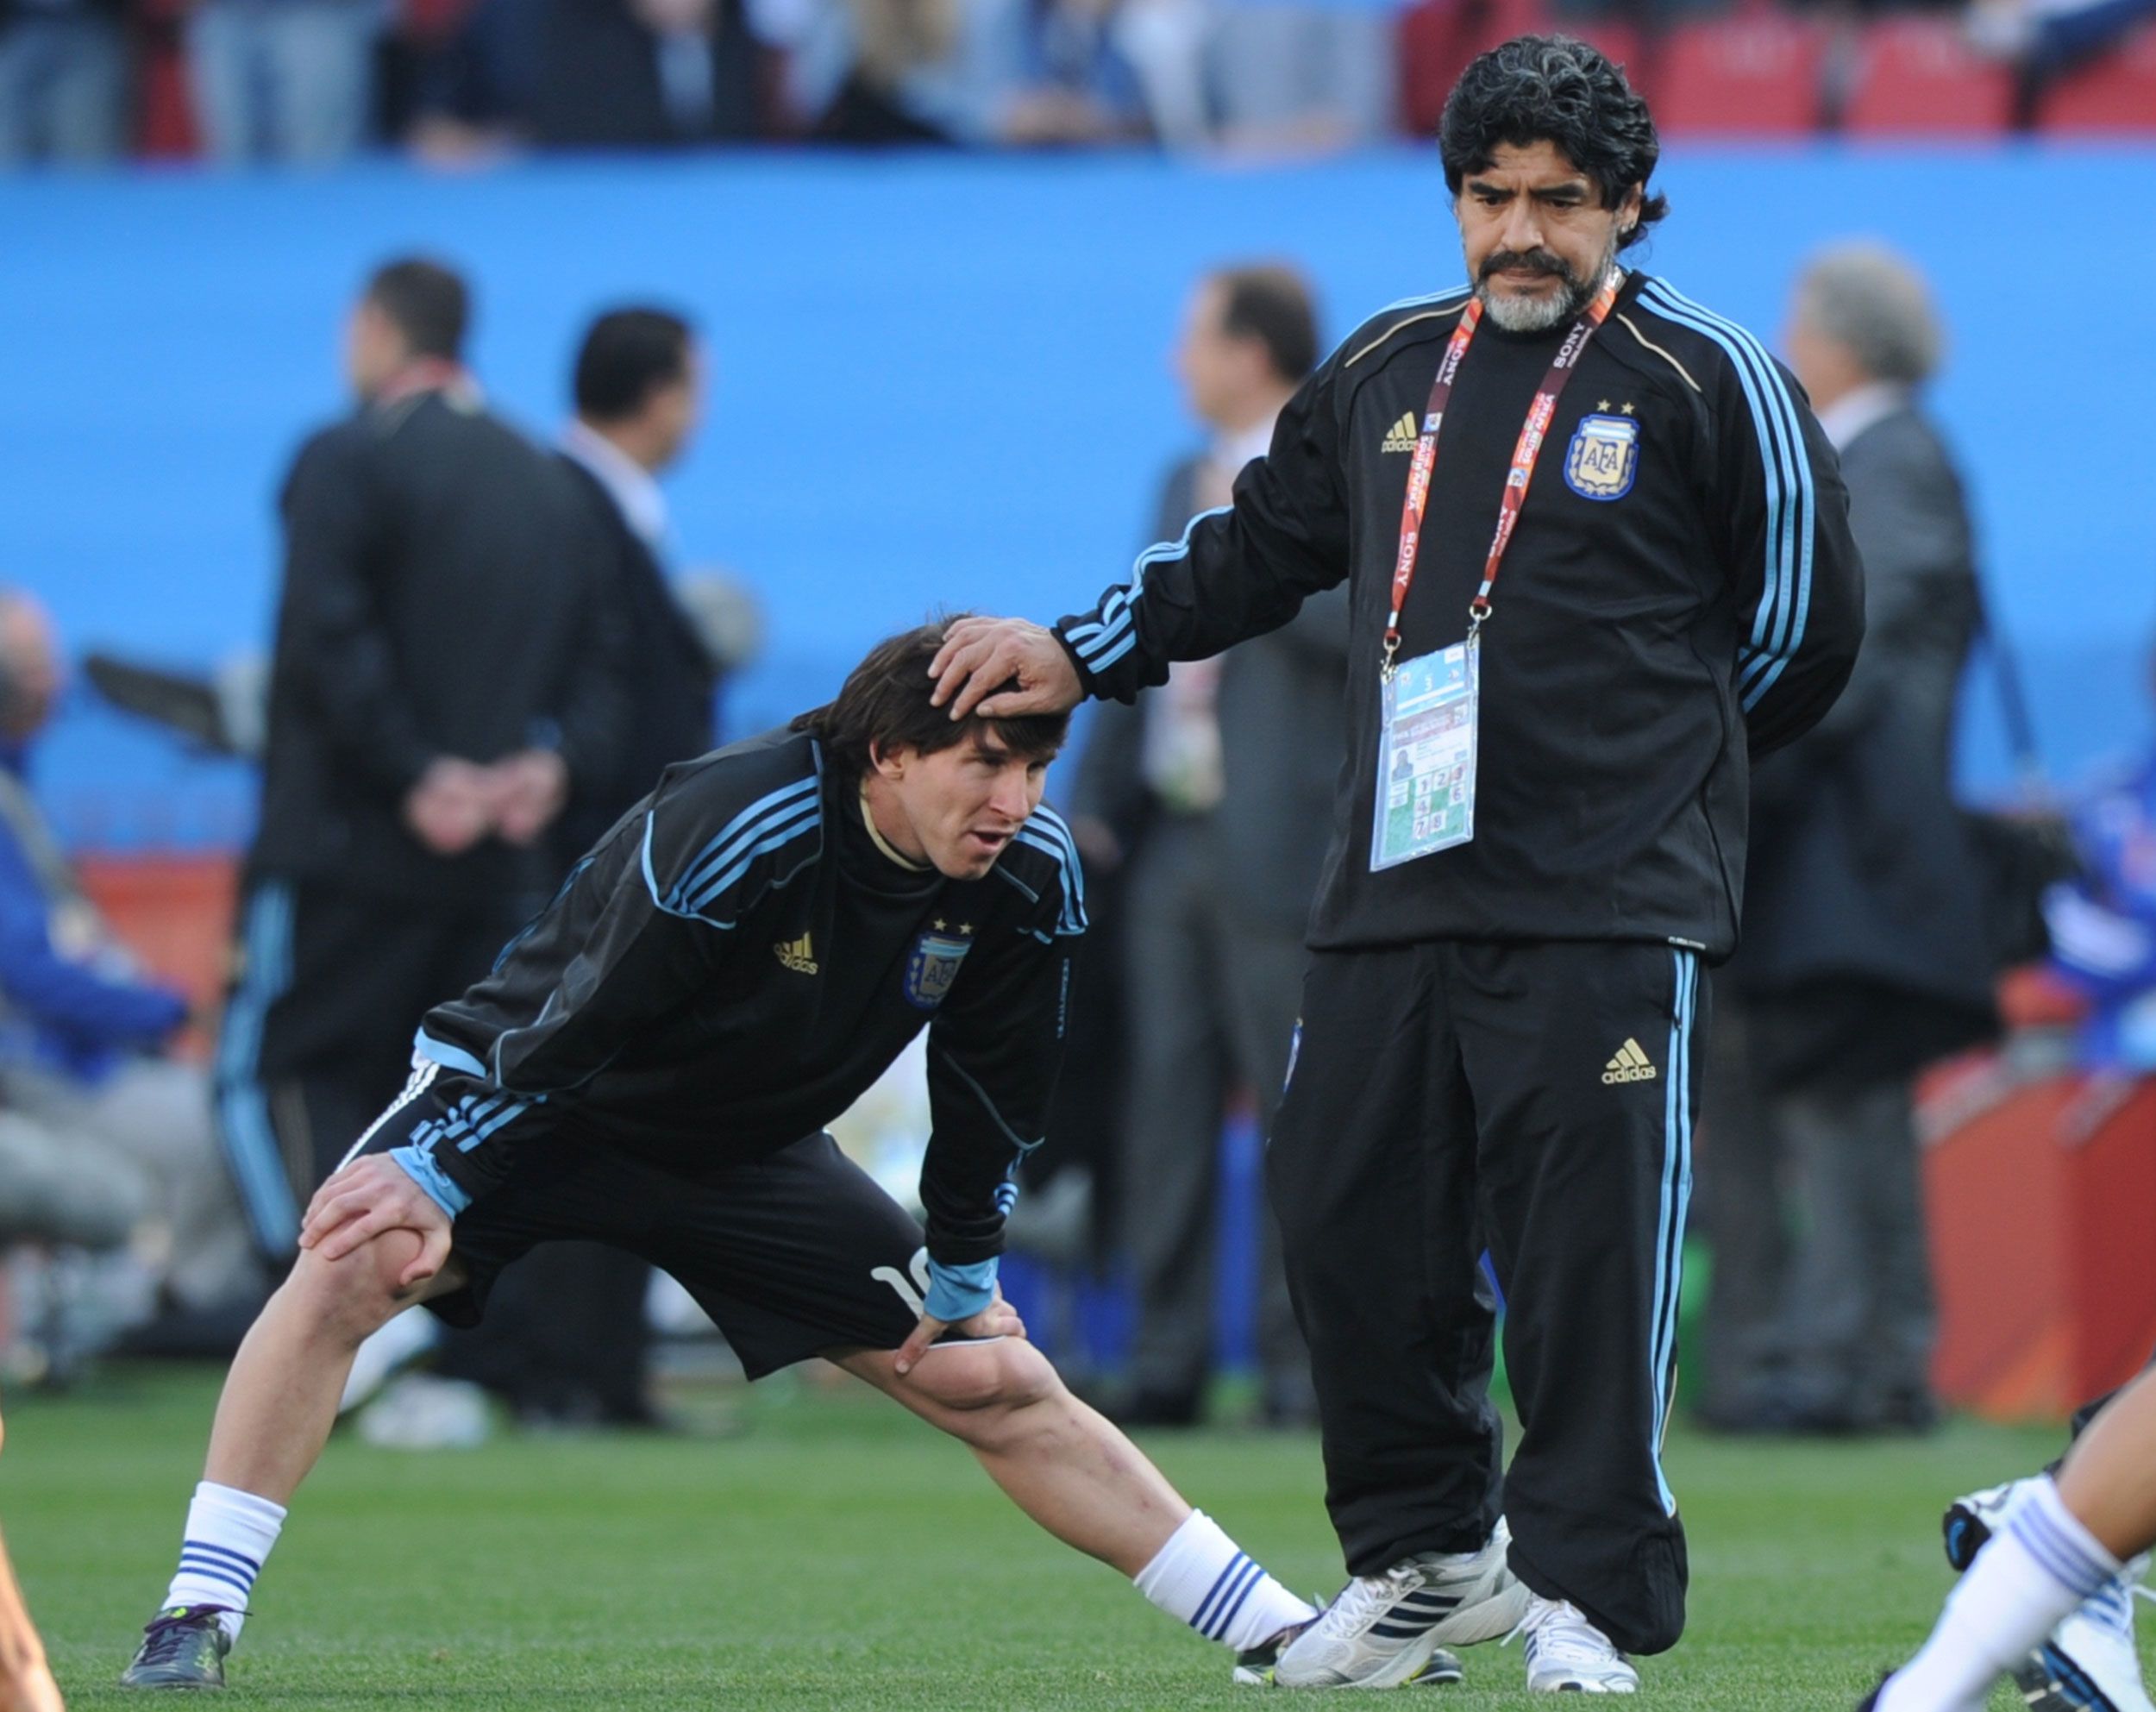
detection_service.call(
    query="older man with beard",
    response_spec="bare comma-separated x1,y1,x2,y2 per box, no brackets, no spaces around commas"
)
930,34,1865,1694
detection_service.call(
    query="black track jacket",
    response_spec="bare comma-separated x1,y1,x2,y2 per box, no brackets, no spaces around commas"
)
249,388,623,904
1056,273,1865,960
393,729,1086,1269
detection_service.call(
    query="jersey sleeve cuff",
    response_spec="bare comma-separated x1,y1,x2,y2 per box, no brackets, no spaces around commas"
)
1050,624,1107,702
388,1144,471,1220
923,1257,999,1324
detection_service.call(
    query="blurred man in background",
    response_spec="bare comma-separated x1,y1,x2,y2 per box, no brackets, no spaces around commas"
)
552,305,718,856
216,256,623,1275
0,590,257,1336
1697,243,1994,1437
1071,262,1338,1429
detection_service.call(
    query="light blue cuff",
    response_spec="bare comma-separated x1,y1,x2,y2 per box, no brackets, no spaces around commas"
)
924,1257,999,1323
388,1145,471,1219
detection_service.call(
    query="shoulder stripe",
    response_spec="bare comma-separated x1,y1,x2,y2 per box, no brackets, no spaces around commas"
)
1369,283,1472,318
1346,297,1470,368
1065,505,1232,675
1611,312,1702,393
1012,809,1087,936
1639,282,1815,712
642,794,823,924
684,801,822,912
673,772,819,903
1643,281,1813,689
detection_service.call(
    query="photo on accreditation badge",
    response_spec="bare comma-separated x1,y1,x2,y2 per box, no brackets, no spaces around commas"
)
1,17,2147,1711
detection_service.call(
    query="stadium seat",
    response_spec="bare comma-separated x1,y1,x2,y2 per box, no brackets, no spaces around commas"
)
2036,18,2156,132
1400,0,1555,135
132,0,200,159
76,852,237,1062
1654,15,1827,135
1843,16,2016,135
1922,1055,2156,1420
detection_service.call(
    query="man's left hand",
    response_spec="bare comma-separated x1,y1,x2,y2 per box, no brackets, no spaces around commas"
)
893,1288,1027,1376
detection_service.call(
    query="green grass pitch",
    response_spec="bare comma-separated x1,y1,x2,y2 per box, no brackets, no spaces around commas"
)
0,1364,2122,1709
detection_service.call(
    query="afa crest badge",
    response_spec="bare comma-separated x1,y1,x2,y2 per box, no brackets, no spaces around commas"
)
904,926,975,1010
1564,413,1639,502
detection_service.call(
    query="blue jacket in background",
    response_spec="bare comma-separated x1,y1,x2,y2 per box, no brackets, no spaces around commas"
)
0,747,187,1082
2045,750,2156,1069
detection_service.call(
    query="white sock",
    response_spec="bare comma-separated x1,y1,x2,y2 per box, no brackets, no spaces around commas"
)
1881,1477,2121,1712
1133,1510,1316,1652
163,1481,287,1644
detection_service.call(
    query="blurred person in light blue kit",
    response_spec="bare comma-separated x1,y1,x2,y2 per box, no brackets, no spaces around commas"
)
0,590,258,1320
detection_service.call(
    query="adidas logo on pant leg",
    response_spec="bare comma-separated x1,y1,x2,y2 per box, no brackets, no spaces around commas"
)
1601,1038,1658,1084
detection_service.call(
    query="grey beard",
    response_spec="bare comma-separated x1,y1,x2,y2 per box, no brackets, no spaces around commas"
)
1476,245,1621,332
1480,283,1579,333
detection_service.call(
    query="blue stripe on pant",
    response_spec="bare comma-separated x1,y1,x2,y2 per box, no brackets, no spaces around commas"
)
212,880,303,1254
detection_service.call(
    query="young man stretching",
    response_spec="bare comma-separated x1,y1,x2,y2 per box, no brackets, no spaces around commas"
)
122,623,1407,1691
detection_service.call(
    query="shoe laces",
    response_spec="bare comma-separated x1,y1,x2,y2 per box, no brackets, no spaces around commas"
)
137,1609,222,1665
1325,1562,1428,1636
2088,1563,2156,1640
1503,1597,1623,1668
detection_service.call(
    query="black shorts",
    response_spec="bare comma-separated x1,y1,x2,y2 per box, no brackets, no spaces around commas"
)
358,1109,926,1380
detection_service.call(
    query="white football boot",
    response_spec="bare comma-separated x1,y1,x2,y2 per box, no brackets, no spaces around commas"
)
1271,1520,1528,1688
2015,1559,2155,1712
1946,1481,2154,1711
1509,1595,1639,1694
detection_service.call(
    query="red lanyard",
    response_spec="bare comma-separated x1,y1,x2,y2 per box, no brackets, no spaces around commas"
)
1382,271,1623,677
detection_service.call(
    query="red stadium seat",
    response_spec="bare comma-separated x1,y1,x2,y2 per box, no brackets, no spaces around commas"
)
2036,19,2156,132
1400,0,1554,135
132,0,200,159
1843,16,2016,135
1563,20,1647,96
1923,1060,2156,1420
1655,15,1827,135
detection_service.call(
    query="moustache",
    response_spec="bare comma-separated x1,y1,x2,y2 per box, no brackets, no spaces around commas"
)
1479,249,1578,283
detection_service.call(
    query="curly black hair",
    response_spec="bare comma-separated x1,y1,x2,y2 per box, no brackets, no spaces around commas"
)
1438,34,1669,250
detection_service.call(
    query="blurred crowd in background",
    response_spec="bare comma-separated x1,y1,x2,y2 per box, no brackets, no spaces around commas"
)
2,0,2154,166
0,216,2152,1448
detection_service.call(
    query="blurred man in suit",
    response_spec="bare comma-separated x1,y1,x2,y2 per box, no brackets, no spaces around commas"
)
553,306,719,853
218,257,623,1264
1697,242,1995,1435
1070,263,1343,1428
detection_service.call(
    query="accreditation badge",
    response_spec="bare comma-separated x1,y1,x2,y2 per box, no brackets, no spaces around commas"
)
1370,641,1478,871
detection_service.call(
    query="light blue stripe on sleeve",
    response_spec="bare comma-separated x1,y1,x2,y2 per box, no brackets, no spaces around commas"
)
1640,283,1816,712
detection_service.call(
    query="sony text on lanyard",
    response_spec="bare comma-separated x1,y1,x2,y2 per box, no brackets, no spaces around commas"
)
1369,269,1622,873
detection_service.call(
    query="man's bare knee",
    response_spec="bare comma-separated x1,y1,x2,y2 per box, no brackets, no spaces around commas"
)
280,1231,429,1347
907,1339,1063,1438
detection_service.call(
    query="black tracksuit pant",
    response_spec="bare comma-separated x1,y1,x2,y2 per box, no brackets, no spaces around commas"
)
1268,938,1707,1657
